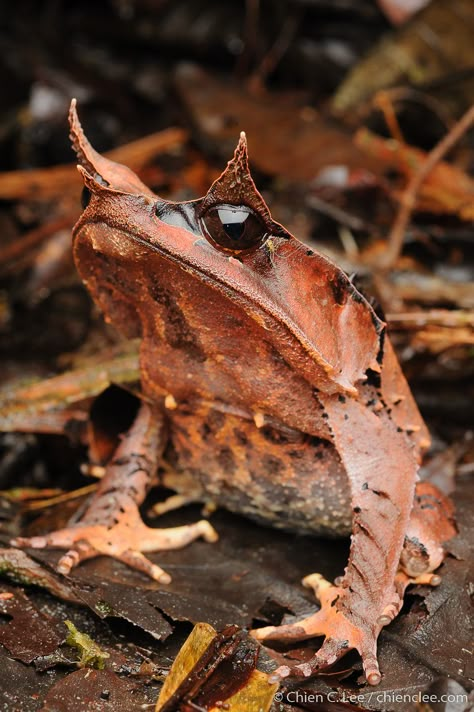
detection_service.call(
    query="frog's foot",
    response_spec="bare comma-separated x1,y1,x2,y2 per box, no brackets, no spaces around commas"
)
371,568,443,632
12,499,218,583
11,404,218,582
152,466,217,518
150,493,200,517
149,492,217,519
252,574,382,685
390,568,441,612
379,481,455,611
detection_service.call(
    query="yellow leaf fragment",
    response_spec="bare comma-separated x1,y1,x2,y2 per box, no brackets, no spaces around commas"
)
209,669,278,712
155,622,278,712
156,622,216,709
64,620,110,670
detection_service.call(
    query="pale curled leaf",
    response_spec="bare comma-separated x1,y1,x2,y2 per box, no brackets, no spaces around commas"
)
208,670,278,712
0,342,140,433
155,622,278,712
156,622,216,708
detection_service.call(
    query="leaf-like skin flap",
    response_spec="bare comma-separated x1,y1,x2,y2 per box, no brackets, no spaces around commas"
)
69,99,156,198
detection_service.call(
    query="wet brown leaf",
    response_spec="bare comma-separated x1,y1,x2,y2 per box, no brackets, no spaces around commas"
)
0,586,64,663
174,64,383,184
41,668,150,712
0,342,140,434
0,547,83,604
0,477,470,710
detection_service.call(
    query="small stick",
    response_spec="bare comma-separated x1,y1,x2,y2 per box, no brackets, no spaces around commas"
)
307,194,368,232
381,103,474,269
374,91,404,144
248,11,300,92
0,216,71,269
24,484,97,511
386,309,474,328
236,0,260,76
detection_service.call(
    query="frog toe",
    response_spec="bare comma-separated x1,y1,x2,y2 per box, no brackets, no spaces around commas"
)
52,536,174,584
138,519,219,551
12,529,103,574
252,602,350,646
268,636,381,685
283,638,380,685
12,517,218,581
252,577,382,684
116,550,171,583
12,528,95,552
256,611,381,685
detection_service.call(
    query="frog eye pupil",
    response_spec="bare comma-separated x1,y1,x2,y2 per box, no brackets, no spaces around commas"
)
200,204,267,253
223,221,244,240
218,208,247,241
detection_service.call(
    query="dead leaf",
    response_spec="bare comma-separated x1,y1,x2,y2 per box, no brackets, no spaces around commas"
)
155,622,278,711
41,668,149,712
0,586,64,663
333,0,474,115
355,128,474,220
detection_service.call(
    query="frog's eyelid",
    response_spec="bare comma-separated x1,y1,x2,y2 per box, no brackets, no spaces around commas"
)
154,133,275,232
201,132,273,224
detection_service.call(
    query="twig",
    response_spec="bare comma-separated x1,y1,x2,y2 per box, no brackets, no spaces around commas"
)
0,127,187,201
307,194,369,232
386,309,474,329
24,484,97,511
248,11,300,92
374,91,404,144
381,103,474,268
0,216,71,270
236,0,260,77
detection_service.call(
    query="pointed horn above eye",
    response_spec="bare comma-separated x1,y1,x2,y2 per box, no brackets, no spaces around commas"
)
232,131,250,180
201,131,272,220
68,99,156,197
69,98,100,177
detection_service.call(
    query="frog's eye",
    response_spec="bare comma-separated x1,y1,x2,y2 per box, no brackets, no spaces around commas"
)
200,204,268,253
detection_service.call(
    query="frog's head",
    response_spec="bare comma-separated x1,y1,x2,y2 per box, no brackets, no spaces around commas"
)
69,98,287,255
70,99,384,396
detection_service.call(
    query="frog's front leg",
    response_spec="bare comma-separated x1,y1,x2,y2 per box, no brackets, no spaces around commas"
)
253,394,439,685
12,404,218,582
